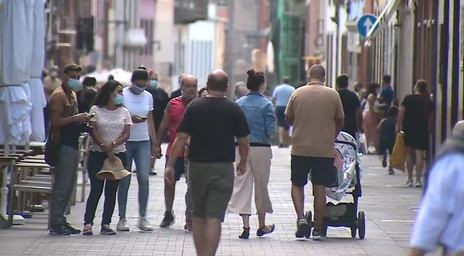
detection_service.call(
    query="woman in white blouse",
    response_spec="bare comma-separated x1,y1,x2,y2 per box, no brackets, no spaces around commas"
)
83,80,132,235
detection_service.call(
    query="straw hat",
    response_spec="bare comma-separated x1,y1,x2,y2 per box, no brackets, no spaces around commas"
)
96,157,131,180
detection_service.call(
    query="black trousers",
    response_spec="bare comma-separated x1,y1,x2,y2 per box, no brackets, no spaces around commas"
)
84,151,126,225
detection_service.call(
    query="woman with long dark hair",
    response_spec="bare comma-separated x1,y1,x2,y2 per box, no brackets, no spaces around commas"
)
362,83,382,153
228,68,276,239
398,80,434,187
82,80,132,235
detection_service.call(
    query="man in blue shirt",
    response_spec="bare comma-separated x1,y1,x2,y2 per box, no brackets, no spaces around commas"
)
272,77,295,148
409,123,464,256
380,75,394,117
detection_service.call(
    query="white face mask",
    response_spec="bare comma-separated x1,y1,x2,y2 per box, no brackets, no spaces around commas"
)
50,71,58,77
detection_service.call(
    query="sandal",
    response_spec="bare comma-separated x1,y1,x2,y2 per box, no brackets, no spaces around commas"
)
82,224,93,236
239,227,250,239
256,224,275,237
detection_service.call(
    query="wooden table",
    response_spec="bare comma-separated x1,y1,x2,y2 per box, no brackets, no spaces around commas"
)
0,156,18,228
0,146,45,228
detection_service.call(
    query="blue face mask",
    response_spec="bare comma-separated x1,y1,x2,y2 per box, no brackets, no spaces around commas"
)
132,85,146,94
68,79,80,92
113,94,124,106
149,80,158,88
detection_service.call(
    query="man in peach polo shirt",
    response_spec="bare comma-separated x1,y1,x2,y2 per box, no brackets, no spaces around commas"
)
285,65,345,240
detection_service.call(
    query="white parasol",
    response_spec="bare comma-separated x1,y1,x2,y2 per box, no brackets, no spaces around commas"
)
0,0,33,153
0,0,35,225
28,0,47,142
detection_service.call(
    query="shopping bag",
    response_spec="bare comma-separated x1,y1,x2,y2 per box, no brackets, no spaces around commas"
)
390,132,405,170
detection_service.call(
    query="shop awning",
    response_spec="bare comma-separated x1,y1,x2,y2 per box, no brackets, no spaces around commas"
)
365,0,402,38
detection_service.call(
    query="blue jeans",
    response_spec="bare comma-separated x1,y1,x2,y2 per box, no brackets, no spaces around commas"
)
117,140,151,218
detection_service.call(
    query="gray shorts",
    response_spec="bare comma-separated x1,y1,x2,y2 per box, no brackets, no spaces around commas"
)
188,161,234,222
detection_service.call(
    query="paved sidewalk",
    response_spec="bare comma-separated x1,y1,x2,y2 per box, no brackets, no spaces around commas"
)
0,146,435,256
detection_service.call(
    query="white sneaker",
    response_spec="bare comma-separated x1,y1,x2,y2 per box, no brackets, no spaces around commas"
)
138,217,154,231
116,218,130,232
415,181,422,188
405,178,413,187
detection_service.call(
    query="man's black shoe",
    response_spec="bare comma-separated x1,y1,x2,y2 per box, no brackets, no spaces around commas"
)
49,225,71,235
159,211,175,228
63,223,81,234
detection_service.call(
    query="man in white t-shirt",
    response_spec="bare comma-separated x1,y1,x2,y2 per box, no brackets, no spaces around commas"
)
117,69,160,232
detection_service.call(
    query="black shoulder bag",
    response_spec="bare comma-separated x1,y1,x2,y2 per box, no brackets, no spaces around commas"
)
44,126,61,167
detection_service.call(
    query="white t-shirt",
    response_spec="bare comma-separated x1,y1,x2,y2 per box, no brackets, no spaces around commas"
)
123,87,154,141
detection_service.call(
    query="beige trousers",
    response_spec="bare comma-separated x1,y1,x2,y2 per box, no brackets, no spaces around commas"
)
228,146,273,215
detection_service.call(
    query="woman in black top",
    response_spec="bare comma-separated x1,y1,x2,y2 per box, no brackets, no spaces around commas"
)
398,80,434,188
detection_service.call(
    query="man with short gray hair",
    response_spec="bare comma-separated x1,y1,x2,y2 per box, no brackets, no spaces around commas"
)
157,74,198,230
169,74,185,100
234,82,248,100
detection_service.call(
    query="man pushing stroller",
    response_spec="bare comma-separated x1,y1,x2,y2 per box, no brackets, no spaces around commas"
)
284,65,345,240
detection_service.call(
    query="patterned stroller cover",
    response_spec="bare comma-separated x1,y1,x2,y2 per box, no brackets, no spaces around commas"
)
325,132,363,201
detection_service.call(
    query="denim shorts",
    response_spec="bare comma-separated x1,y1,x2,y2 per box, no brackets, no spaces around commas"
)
165,156,185,181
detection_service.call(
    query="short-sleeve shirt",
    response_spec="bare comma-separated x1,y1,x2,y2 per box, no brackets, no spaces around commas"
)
177,97,250,163
166,96,188,157
401,94,434,133
77,88,98,113
122,87,154,141
285,83,345,158
89,105,133,153
146,87,170,129
380,85,394,115
338,89,361,137
272,83,295,106
49,86,80,148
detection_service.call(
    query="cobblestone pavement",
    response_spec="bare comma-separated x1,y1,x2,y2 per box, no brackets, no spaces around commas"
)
0,145,436,256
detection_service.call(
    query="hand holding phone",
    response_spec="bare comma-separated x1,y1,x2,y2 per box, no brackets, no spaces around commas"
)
132,115,147,123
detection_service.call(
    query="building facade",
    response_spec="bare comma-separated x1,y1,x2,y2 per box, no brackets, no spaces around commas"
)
154,0,175,89
171,3,227,91
224,0,263,97
364,0,464,156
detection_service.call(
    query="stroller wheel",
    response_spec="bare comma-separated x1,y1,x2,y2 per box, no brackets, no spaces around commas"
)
304,211,312,238
357,211,366,239
350,226,357,238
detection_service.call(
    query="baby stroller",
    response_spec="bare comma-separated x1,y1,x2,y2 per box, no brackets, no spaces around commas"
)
304,132,366,239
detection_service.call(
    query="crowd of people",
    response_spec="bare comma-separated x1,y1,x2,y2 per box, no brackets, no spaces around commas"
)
43,62,440,255
337,74,434,187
